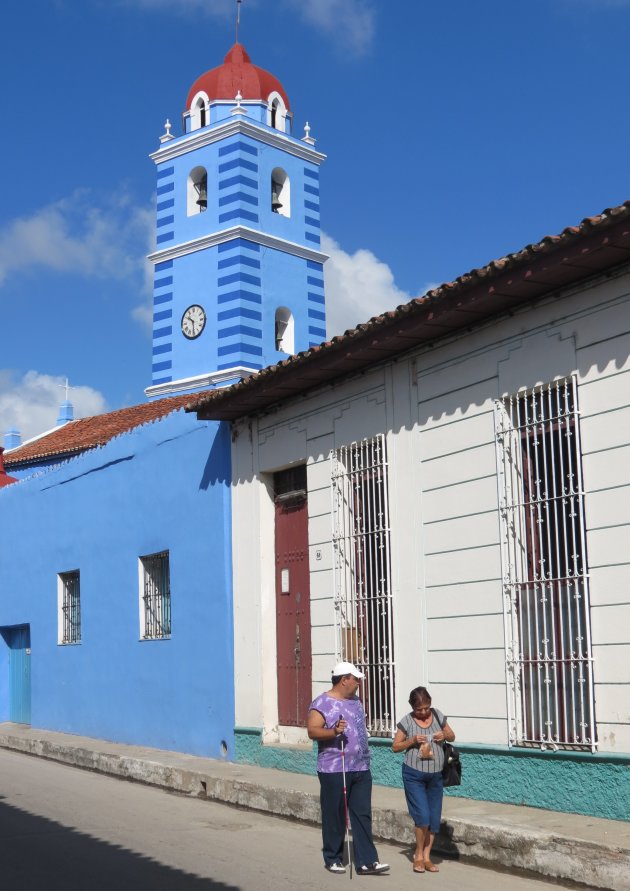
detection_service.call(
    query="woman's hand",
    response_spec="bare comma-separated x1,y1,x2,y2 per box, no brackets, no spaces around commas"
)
413,734,427,746
432,730,445,743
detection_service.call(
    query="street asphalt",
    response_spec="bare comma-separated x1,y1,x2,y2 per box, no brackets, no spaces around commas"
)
0,723,628,890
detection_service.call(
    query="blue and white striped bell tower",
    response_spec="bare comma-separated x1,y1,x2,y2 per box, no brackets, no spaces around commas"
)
145,43,328,399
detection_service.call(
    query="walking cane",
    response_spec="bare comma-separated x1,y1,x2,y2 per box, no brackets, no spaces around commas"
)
339,717,353,879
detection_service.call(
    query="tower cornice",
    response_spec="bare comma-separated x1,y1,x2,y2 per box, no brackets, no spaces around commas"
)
149,118,326,166
147,225,329,266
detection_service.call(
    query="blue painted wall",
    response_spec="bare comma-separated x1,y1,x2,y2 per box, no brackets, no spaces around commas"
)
0,409,234,759
234,729,630,823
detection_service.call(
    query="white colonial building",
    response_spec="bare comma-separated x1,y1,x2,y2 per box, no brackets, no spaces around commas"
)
192,200,630,821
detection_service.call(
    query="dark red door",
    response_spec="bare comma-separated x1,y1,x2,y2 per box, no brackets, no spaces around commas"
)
274,467,312,727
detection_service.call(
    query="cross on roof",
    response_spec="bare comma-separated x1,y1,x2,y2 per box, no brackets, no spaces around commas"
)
58,378,76,401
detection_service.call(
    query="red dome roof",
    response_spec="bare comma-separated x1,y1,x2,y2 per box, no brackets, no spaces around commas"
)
186,43,290,112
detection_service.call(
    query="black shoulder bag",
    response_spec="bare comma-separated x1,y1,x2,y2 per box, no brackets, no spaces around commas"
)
432,709,462,787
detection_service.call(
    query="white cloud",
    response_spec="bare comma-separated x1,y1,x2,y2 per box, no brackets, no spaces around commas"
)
0,189,153,324
0,190,150,285
0,371,108,444
418,281,441,296
119,0,236,18
117,0,254,18
322,232,411,338
132,300,154,333
283,0,375,55
117,0,374,54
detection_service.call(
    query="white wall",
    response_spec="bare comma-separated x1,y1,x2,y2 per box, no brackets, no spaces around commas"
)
231,266,630,753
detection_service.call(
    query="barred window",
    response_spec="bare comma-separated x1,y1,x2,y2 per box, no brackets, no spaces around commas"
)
58,570,81,645
331,435,395,736
140,551,171,640
495,378,596,750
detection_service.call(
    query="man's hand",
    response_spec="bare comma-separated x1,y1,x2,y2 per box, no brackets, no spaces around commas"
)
334,717,348,735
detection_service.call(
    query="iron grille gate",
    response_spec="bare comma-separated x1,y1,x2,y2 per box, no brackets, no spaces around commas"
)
60,571,81,644
331,434,396,736
495,377,597,750
141,551,171,639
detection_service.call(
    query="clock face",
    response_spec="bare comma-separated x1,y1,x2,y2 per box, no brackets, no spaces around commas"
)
181,304,206,339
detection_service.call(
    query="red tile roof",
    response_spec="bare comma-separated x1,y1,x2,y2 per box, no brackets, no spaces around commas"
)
4,392,211,468
0,447,18,486
189,199,630,421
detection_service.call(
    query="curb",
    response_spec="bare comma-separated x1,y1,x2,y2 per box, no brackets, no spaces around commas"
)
1,731,628,891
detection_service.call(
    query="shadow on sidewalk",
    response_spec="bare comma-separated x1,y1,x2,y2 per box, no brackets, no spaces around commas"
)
0,795,239,890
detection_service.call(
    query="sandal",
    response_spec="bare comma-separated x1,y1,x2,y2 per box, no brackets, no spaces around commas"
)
413,858,425,873
424,859,439,872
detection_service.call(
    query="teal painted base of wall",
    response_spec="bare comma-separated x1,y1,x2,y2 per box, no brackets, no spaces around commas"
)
234,728,630,822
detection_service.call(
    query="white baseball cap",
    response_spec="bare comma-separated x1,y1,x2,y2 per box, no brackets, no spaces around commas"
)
332,661,364,679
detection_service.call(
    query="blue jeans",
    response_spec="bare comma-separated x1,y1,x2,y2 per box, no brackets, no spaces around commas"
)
318,770,379,869
402,763,444,833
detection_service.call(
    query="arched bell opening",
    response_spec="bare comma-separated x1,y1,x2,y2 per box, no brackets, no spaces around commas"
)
271,168,290,218
187,166,208,216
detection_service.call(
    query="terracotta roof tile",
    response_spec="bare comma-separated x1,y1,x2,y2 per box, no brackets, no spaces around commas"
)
0,447,18,486
5,392,212,468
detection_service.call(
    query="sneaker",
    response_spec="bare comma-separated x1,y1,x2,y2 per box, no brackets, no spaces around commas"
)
325,863,346,874
357,862,390,875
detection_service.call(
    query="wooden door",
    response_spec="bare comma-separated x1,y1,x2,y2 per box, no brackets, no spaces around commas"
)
9,625,31,724
274,467,312,727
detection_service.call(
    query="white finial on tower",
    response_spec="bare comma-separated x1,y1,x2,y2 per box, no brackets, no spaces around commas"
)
302,122,316,145
159,119,174,143
231,90,248,116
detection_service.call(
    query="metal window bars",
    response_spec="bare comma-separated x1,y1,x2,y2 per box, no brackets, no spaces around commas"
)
141,551,171,639
495,377,597,750
60,571,81,644
331,434,396,736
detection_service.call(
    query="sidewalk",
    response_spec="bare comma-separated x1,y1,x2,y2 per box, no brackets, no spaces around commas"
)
0,723,628,890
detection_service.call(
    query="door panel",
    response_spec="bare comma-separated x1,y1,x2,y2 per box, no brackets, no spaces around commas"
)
275,469,312,727
8,626,31,724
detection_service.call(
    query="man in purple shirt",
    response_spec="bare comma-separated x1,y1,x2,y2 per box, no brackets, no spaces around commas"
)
307,662,389,875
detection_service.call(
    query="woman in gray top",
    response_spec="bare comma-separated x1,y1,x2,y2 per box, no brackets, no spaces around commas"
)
392,686,456,873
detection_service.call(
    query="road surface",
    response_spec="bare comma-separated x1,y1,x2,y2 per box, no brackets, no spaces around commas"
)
0,748,579,889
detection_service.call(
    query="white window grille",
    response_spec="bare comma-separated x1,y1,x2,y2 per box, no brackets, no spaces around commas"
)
58,570,81,644
331,434,395,736
140,551,171,640
495,377,596,750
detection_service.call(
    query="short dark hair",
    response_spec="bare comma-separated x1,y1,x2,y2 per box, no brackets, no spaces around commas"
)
409,686,431,707
331,673,352,686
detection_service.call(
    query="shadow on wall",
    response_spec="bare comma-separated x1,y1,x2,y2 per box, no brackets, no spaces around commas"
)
227,300,630,488
417,326,630,429
199,422,231,489
0,795,240,890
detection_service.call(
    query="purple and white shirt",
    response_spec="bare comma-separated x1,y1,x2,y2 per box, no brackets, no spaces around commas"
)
308,692,371,773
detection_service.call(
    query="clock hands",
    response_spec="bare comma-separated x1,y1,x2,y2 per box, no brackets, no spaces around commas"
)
181,305,206,339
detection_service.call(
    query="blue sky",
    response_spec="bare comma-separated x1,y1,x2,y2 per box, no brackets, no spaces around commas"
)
2,0,630,439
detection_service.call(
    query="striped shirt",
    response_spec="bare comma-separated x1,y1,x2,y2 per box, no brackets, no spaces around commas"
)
397,708,446,774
